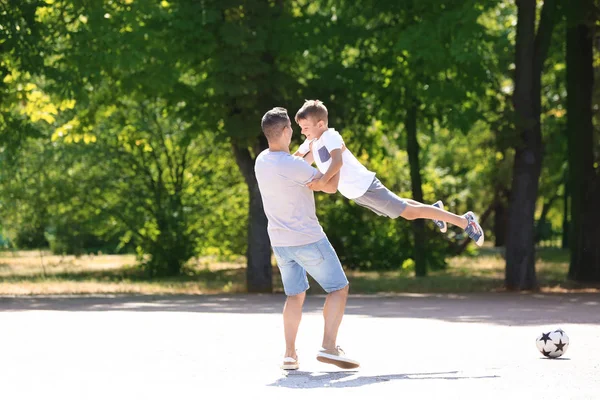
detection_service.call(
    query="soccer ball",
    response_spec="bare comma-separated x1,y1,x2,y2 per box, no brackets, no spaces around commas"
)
536,329,569,358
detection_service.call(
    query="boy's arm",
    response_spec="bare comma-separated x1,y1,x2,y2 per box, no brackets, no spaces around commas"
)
322,149,343,182
302,151,315,165
293,150,315,165
294,140,315,165
307,149,343,191
321,171,340,193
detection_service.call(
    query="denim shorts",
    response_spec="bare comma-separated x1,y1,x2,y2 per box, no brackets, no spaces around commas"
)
272,237,349,296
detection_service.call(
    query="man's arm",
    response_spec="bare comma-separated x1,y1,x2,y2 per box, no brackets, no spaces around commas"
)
310,171,339,193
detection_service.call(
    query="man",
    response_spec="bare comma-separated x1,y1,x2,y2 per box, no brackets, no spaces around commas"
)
254,107,359,370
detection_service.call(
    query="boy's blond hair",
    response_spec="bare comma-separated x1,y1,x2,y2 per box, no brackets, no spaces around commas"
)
295,100,328,124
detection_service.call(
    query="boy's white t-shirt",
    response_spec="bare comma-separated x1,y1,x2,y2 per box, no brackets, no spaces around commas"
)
298,128,375,199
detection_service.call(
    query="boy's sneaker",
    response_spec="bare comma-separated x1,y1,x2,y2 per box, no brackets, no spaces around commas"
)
464,211,484,246
432,200,447,233
317,346,360,369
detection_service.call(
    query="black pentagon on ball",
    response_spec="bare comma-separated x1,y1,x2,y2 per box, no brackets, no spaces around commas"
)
541,349,554,358
554,339,567,352
539,332,552,344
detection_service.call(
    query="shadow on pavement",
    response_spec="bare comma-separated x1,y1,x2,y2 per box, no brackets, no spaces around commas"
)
269,370,500,388
1,293,599,326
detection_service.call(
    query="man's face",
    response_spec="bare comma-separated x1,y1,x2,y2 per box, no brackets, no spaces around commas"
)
297,117,324,141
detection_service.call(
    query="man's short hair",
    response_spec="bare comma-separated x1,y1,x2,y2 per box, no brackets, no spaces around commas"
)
295,99,328,124
261,107,290,142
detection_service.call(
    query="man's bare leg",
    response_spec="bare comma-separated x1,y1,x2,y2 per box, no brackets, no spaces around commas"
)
322,285,349,350
284,291,306,359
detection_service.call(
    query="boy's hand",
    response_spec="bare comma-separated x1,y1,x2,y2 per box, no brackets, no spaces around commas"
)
307,178,325,192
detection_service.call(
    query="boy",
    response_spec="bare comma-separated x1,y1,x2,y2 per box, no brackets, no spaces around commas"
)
293,99,484,246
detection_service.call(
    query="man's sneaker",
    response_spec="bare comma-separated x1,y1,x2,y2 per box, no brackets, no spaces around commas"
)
281,356,299,370
464,211,484,246
317,346,360,369
432,200,447,233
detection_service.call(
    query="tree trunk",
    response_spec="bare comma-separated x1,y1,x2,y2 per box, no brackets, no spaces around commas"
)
505,0,557,290
232,140,272,293
566,0,600,281
405,102,426,277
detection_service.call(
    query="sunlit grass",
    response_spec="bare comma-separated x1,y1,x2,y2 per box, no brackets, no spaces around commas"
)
0,247,596,296
0,251,246,295
343,247,579,294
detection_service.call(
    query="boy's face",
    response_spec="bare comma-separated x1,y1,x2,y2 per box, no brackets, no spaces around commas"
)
297,117,326,141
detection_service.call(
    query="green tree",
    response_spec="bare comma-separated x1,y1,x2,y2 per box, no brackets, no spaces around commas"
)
1,86,246,273
566,0,600,281
505,0,558,290
57,93,247,275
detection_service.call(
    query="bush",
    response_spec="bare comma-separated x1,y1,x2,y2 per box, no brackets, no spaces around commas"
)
14,223,49,249
45,221,132,256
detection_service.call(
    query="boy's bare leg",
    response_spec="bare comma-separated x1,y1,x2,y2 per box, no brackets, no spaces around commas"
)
322,285,349,350
283,291,306,359
400,202,468,229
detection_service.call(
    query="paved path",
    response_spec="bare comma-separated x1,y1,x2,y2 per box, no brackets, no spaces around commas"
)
1,293,599,399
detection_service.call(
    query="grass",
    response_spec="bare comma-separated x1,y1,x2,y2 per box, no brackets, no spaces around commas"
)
0,247,597,296
0,251,247,295
345,247,583,294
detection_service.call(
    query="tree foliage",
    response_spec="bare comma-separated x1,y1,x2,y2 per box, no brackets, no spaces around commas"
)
1,0,596,289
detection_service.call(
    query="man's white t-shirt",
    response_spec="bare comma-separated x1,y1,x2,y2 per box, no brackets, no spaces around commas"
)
255,150,326,247
298,128,375,199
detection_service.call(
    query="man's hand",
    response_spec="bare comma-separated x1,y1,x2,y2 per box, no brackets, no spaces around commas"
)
307,178,326,192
